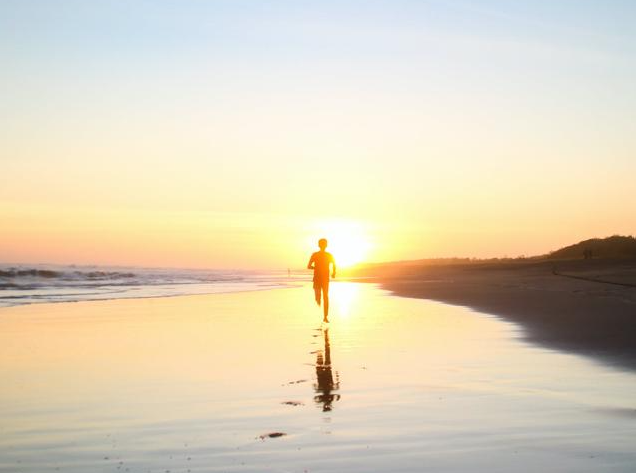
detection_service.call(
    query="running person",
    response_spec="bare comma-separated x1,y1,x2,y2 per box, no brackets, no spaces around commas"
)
307,238,336,322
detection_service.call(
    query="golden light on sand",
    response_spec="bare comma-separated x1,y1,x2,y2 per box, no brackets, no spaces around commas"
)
308,220,372,268
331,282,361,318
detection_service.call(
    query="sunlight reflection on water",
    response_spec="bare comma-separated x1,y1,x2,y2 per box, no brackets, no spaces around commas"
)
330,282,361,319
1,283,635,473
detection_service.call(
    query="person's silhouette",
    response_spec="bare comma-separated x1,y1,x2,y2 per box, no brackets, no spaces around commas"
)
314,328,340,411
307,238,336,322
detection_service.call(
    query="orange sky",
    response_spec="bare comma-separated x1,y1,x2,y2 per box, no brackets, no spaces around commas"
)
1,1,635,269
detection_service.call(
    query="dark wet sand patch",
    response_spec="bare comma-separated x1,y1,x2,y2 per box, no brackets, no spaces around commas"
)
259,432,287,440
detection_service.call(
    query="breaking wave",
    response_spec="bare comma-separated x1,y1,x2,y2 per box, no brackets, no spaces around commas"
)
0,264,302,308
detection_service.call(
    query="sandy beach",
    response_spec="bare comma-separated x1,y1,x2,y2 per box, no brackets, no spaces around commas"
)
351,259,636,371
2,283,636,472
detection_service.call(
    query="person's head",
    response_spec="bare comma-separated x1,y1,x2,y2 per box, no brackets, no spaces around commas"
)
318,238,328,250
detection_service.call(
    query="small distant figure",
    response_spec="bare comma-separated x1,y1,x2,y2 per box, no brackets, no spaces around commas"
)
307,238,336,323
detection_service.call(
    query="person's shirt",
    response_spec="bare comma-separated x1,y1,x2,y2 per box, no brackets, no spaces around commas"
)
309,251,334,281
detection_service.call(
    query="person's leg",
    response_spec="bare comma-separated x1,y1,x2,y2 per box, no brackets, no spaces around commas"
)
314,281,321,306
323,282,329,321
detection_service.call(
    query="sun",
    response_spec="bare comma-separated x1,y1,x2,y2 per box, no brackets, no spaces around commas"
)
308,220,372,268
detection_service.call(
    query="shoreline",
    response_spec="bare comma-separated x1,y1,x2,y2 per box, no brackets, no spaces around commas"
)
0,281,303,311
351,258,636,372
5,263,636,373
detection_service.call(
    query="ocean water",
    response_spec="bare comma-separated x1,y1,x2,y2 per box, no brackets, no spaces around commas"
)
0,264,300,308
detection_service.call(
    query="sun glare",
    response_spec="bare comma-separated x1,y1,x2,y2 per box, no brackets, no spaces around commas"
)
308,220,372,268
331,282,361,318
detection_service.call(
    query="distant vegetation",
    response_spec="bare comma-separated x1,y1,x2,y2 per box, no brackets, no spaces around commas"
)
348,235,636,274
548,235,636,260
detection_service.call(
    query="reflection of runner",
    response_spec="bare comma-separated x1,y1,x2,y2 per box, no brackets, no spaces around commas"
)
307,238,336,322
314,328,340,412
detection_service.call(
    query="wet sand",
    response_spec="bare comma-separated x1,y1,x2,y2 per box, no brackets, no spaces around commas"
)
352,259,636,370
1,283,636,472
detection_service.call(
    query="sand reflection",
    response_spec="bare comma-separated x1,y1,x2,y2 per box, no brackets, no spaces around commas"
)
2,284,636,472
331,282,360,318
314,328,340,411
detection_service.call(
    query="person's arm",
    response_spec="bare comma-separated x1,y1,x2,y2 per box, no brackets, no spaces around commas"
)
307,254,315,270
331,256,336,278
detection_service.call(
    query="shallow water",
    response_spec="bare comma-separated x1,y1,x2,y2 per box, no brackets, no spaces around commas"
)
1,283,635,472
0,264,297,308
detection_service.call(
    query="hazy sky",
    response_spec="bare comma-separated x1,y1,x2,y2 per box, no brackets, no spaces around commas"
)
2,0,635,268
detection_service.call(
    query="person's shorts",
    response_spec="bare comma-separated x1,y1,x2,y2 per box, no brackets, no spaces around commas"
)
313,278,329,291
